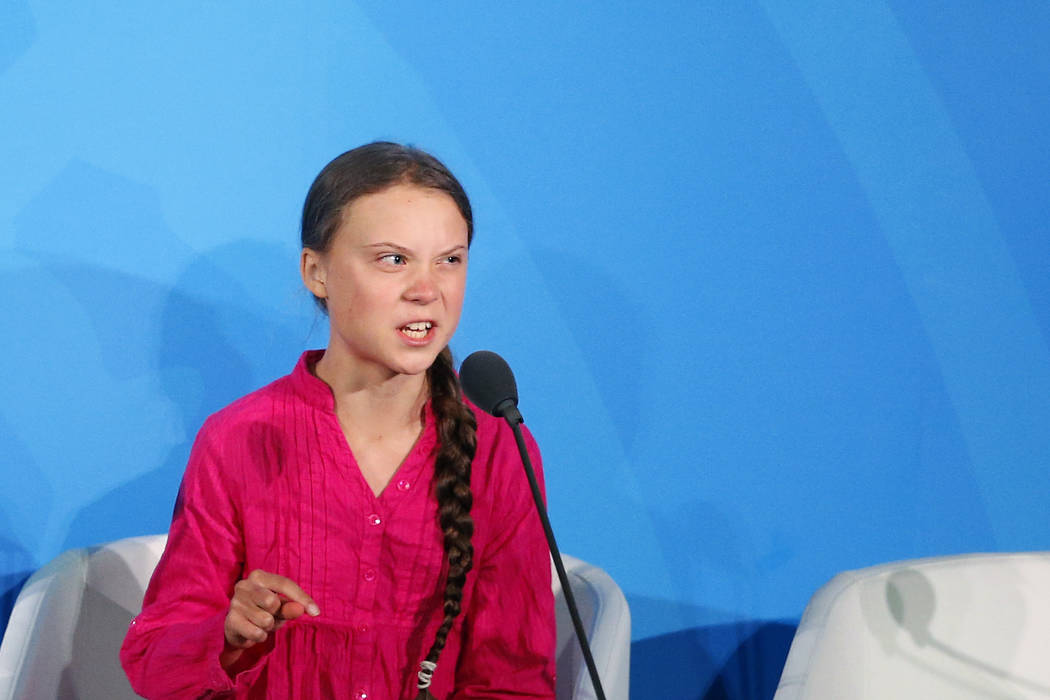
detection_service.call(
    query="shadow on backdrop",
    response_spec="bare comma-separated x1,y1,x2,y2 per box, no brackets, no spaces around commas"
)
0,412,52,639
631,620,796,700
8,154,313,557
530,246,648,453
0,0,35,77
0,543,32,642
64,241,311,550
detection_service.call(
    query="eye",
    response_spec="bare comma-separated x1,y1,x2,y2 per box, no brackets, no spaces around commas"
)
379,253,406,266
442,254,464,265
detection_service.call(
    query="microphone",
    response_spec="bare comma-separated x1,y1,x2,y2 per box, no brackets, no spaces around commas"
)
458,350,522,424
458,351,608,700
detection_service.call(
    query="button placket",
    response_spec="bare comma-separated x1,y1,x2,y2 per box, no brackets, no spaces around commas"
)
356,504,384,612
352,506,382,691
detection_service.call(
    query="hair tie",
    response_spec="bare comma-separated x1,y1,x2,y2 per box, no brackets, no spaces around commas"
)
417,660,437,689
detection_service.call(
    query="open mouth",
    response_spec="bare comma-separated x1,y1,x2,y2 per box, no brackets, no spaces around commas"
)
400,321,433,339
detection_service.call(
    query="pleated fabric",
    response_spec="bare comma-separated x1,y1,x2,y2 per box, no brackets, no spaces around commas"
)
120,351,556,699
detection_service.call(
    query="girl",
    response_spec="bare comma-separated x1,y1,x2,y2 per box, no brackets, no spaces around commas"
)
120,142,557,699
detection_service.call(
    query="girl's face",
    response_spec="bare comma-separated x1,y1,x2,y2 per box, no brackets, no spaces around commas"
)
301,183,469,381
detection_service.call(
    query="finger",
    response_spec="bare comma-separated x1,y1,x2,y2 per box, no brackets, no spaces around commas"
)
246,586,282,616
233,597,277,631
233,578,280,615
225,612,268,646
229,629,265,647
273,600,306,629
247,569,320,616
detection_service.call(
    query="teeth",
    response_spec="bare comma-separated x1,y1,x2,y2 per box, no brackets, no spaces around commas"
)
402,321,432,339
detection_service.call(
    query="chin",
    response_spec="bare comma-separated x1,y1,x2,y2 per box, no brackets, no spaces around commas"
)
392,352,442,377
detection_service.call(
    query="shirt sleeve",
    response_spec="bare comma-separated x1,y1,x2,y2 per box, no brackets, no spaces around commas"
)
120,416,267,698
452,423,557,699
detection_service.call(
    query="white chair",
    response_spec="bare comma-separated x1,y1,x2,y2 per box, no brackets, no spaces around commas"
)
553,555,631,700
0,536,630,700
774,552,1050,700
0,535,165,700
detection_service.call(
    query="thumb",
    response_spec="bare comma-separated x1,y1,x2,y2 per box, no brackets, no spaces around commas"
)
275,600,307,627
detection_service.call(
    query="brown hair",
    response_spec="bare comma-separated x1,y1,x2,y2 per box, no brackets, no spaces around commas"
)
301,141,473,303
301,142,477,699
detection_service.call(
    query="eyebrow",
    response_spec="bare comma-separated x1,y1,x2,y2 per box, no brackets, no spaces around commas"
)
362,242,468,256
363,242,411,252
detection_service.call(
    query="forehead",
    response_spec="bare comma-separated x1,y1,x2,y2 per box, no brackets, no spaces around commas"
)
337,184,468,247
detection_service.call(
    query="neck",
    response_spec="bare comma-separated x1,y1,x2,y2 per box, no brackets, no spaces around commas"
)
314,351,429,432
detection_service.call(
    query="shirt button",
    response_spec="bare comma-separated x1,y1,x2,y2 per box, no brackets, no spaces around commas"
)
355,690,368,700
363,568,376,582
368,513,381,526
357,623,369,634
397,479,411,491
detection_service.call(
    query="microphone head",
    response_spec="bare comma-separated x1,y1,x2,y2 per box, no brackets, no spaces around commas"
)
459,350,518,417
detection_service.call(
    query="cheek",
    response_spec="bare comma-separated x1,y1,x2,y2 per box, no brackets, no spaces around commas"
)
445,279,467,314
342,293,387,322
329,275,382,314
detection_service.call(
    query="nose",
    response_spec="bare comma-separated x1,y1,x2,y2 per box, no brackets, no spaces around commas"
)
403,268,439,305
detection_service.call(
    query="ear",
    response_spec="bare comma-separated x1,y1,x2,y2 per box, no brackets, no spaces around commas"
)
300,248,328,300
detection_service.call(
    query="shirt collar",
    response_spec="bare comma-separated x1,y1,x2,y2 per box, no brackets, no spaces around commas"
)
289,350,438,453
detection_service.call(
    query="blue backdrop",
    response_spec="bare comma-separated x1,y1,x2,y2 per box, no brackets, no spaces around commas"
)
2,2,1049,698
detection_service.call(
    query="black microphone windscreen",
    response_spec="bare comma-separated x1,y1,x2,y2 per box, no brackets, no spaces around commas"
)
459,350,518,417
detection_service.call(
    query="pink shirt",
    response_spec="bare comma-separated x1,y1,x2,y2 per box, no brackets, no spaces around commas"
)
120,351,556,699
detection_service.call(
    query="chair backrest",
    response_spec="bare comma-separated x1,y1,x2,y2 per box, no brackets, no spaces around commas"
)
774,552,1050,700
552,555,631,700
0,536,630,700
0,535,166,700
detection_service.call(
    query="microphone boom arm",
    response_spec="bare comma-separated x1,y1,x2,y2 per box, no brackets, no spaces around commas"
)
501,409,608,700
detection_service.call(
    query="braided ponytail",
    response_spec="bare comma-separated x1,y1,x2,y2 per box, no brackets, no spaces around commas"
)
415,346,477,699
